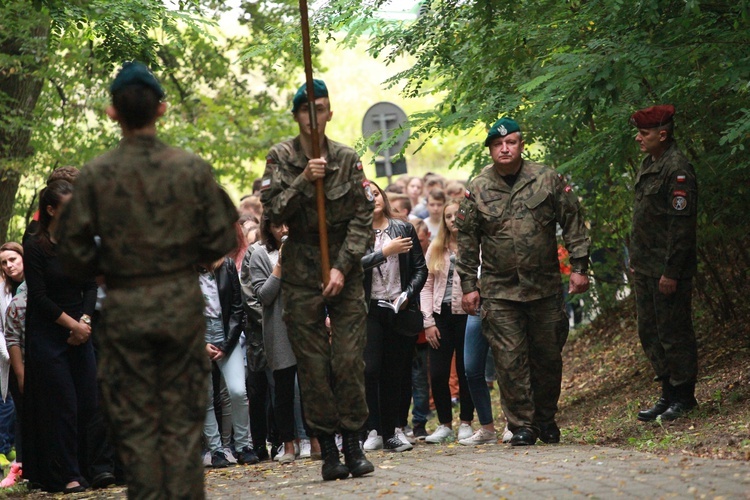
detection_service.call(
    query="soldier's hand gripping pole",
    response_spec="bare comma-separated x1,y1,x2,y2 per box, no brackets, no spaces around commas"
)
299,0,331,287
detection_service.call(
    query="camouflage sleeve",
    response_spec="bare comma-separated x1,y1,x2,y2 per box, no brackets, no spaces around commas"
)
663,166,697,278
332,158,374,276
259,149,314,224
456,190,481,294
195,160,238,263
554,174,591,272
57,168,99,279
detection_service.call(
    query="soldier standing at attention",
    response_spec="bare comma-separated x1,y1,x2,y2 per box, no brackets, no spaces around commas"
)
456,118,590,446
259,79,375,481
629,105,699,422
57,62,238,499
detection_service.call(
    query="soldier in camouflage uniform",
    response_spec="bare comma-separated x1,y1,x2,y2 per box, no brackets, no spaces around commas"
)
57,62,238,499
456,118,590,446
259,80,375,480
629,105,698,422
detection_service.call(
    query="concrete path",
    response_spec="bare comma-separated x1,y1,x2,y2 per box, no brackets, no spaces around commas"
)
204,442,749,499
27,442,750,498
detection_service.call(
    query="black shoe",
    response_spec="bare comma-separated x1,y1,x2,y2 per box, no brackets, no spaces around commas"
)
91,471,116,489
342,431,375,477
237,446,260,465
255,445,270,462
538,422,561,444
383,436,413,452
510,428,536,446
63,484,87,494
412,423,427,440
211,451,231,468
319,433,350,481
638,380,672,421
660,381,697,421
638,397,670,421
660,400,697,421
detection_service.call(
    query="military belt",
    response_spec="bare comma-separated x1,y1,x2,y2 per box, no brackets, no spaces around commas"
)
106,268,195,289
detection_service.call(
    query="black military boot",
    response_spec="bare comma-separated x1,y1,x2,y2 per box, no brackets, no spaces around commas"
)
637,380,672,422
342,430,374,477
318,433,349,481
661,382,697,421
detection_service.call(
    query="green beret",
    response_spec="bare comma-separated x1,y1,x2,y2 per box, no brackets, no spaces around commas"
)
110,62,165,99
291,79,328,114
484,117,521,146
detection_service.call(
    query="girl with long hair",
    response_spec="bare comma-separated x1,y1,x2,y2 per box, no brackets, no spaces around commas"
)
361,181,427,452
421,200,475,444
23,180,98,493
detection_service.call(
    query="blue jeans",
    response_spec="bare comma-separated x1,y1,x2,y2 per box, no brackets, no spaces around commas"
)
204,319,251,452
463,313,494,425
0,396,15,454
410,344,430,426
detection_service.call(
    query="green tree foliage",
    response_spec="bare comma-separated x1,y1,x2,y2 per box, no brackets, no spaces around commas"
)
321,0,750,322
1,0,301,243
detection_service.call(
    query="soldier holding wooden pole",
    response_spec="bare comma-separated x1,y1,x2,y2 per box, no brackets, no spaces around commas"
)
257,0,376,481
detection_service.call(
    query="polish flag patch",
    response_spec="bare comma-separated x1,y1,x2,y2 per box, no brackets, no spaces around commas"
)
676,175,686,183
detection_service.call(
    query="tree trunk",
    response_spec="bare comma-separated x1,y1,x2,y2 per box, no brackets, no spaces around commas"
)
0,6,51,244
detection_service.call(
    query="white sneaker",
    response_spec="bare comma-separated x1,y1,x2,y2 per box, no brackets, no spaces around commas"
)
363,429,383,450
501,424,513,443
222,447,237,464
298,439,311,459
459,427,496,446
457,423,473,441
202,451,212,468
424,424,454,444
395,427,415,445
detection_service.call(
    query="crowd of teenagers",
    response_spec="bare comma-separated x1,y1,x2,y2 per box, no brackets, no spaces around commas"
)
0,166,566,492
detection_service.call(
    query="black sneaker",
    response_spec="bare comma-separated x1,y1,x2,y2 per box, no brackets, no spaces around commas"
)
383,436,413,452
237,446,260,465
211,451,231,468
412,423,428,440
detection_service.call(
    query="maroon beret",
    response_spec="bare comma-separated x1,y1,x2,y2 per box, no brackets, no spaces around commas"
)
630,104,675,129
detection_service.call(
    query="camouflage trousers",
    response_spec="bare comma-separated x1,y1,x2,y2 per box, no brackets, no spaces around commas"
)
98,276,209,500
633,273,698,387
282,273,369,436
482,294,569,434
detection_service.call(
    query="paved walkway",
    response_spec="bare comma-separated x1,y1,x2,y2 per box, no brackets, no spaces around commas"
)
33,442,749,498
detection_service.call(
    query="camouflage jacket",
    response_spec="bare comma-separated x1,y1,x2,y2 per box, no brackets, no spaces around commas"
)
260,136,374,288
456,160,590,301
57,135,238,282
630,142,697,279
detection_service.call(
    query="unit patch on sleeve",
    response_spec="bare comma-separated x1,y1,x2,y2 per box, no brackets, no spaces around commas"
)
672,195,687,211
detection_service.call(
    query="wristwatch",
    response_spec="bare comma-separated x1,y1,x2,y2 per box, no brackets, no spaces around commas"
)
81,314,92,326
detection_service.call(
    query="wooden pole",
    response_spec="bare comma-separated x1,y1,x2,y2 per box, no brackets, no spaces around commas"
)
299,0,330,286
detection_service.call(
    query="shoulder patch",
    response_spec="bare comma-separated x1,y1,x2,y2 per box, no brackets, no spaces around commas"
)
260,177,271,191
362,180,374,202
676,175,686,183
672,195,687,211
464,189,475,201
355,161,363,171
